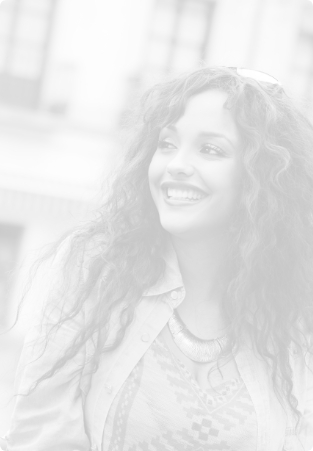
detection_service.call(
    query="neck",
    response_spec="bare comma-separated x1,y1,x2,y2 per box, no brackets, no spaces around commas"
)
170,233,231,334
171,233,230,302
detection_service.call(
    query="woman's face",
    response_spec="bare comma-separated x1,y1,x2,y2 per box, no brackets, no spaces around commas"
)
148,89,242,240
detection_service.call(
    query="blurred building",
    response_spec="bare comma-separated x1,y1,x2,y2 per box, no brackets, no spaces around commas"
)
0,0,313,328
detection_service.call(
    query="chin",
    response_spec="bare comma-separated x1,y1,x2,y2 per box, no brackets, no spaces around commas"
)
160,220,204,240
160,217,233,241
159,218,191,235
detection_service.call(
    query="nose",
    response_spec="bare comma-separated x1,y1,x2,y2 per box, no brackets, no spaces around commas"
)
166,149,194,177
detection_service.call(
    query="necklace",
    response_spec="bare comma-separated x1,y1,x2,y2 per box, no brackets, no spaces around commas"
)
168,310,231,363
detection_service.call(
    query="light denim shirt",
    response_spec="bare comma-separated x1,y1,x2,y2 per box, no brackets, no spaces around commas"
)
5,245,313,451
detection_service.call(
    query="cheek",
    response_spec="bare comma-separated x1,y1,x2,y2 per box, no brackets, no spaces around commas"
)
148,154,163,187
212,163,242,205
148,160,155,190
148,157,159,200
203,162,240,190
232,162,243,190
227,167,243,206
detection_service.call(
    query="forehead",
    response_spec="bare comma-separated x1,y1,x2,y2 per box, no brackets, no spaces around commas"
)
172,89,240,145
177,89,231,125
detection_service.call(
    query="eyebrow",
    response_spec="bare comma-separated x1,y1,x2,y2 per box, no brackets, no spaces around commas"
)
163,124,237,151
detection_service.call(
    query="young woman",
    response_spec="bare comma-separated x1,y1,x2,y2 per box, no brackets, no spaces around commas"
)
5,67,313,451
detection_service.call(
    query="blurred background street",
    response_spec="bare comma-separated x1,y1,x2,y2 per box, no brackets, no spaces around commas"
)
0,0,313,435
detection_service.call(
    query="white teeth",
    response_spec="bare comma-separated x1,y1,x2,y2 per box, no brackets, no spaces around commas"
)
167,188,205,200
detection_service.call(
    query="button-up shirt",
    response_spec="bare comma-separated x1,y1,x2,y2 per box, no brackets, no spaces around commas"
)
5,243,313,451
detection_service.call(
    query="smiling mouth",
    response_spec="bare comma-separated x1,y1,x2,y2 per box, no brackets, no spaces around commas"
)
165,187,207,202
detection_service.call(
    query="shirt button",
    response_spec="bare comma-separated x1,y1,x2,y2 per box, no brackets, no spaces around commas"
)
141,333,150,342
171,290,178,300
90,445,98,451
105,384,113,394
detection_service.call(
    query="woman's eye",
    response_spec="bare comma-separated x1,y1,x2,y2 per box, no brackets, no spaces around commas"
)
157,140,176,150
200,143,224,156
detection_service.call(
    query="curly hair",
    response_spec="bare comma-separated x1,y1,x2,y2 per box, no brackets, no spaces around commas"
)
28,67,313,422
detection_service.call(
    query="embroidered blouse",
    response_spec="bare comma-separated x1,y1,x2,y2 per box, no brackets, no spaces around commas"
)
102,335,257,450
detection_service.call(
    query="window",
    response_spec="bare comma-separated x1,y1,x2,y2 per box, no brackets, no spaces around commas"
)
291,3,313,115
0,223,23,327
146,0,216,78
0,0,56,108
291,32,313,110
120,0,215,127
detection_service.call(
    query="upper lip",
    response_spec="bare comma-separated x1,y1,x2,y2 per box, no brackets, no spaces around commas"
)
160,181,208,196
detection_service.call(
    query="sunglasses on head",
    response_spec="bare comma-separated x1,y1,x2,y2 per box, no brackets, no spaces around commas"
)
227,67,282,87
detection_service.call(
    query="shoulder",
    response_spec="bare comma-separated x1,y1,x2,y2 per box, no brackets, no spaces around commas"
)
288,335,313,410
20,232,103,350
37,231,105,307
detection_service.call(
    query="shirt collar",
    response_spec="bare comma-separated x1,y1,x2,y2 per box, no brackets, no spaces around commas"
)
143,240,184,297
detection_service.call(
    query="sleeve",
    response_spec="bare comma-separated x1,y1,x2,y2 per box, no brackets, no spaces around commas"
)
303,351,313,450
4,237,91,451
